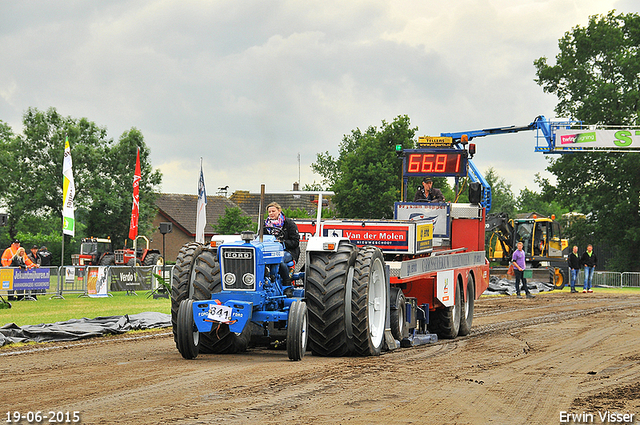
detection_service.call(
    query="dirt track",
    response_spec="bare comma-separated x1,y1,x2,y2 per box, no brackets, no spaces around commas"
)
3,291,640,425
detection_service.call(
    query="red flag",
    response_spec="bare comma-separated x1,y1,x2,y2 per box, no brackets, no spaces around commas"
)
129,148,141,240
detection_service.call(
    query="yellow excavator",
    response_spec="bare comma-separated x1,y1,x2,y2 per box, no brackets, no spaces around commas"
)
486,212,570,289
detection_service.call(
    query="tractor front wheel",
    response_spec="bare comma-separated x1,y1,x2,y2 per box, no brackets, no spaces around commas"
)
176,299,199,359
287,300,308,361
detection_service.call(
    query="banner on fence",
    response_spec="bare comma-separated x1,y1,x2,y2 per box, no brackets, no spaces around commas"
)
110,266,154,292
1,267,51,291
87,266,108,297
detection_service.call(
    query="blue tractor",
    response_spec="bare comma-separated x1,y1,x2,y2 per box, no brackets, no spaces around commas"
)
172,230,308,360
171,189,391,361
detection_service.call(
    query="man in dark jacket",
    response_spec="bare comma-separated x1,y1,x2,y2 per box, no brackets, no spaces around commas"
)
414,178,445,203
580,244,597,293
567,245,580,293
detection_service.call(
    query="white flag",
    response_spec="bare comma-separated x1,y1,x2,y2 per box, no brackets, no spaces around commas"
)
195,164,207,243
62,136,75,236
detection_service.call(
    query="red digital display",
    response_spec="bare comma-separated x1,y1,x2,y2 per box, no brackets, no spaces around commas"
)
403,150,468,177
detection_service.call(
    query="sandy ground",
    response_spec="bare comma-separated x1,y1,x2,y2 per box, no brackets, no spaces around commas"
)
2,291,639,425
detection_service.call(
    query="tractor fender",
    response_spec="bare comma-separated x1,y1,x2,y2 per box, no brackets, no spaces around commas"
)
305,236,350,252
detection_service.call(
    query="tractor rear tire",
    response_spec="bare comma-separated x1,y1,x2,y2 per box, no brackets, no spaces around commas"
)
389,287,406,341
287,300,308,361
176,299,200,359
428,279,462,339
351,246,387,356
99,254,115,266
458,274,475,336
191,249,249,354
143,252,164,266
306,242,357,357
171,242,206,345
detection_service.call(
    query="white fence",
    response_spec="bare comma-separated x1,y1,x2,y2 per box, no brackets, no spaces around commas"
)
575,270,640,288
1,265,175,300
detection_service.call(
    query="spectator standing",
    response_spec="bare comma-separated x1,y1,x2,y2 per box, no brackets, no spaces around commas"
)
512,241,534,299
38,246,52,266
3,240,21,300
567,245,580,293
581,244,597,293
27,245,41,266
1,240,20,266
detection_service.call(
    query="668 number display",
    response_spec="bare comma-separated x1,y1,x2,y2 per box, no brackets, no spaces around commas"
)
6,411,80,423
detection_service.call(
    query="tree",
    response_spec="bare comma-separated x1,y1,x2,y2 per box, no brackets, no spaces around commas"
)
213,206,256,234
312,115,418,218
0,107,162,261
534,11,640,271
484,167,516,217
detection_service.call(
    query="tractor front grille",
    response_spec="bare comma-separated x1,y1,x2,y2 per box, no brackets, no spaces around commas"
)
115,250,125,264
220,246,256,291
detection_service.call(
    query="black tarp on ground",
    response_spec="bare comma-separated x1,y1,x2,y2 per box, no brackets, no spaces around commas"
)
483,275,557,296
0,311,171,347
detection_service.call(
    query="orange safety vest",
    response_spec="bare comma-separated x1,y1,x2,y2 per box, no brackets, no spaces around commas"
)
1,246,19,267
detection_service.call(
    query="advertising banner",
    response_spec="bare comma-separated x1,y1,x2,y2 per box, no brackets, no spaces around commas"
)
1,268,51,291
110,266,154,292
87,266,108,297
555,129,640,150
394,202,450,238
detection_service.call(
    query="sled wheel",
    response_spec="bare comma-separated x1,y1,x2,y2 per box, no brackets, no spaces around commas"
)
458,274,475,336
389,287,406,341
176,299,199,359
287,300,308,361
428,277,462,339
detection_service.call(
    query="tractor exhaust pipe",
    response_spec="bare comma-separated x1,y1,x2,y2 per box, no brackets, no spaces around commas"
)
258,184,265,242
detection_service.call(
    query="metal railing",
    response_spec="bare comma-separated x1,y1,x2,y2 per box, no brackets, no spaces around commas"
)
1,265,174,300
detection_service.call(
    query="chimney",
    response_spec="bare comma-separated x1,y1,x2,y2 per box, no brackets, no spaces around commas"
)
293,182,299,191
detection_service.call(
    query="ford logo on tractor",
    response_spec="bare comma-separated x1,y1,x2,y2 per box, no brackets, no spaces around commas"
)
224,251,252,259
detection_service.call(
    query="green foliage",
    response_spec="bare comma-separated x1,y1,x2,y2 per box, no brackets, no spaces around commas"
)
534,11,640,125
534,11,640,271
0,107,162,264
213,206,256,234
484,167,516,217
282,207,334,219
312,115,418,218
516,177,570,218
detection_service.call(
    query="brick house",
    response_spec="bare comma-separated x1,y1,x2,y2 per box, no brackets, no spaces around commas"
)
148,193,249,262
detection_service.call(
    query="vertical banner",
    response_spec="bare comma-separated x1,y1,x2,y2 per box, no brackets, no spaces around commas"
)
195,160,207,244
87,266,109,297
62,136,75,236
129,147,141,240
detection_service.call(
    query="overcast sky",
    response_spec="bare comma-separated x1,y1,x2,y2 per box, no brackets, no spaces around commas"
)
1,0,635,199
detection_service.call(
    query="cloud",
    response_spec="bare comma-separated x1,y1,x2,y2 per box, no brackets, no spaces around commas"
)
0,0,630,200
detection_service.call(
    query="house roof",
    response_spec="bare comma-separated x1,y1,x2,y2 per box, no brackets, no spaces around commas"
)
156,193,248,235
229,190,332,218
